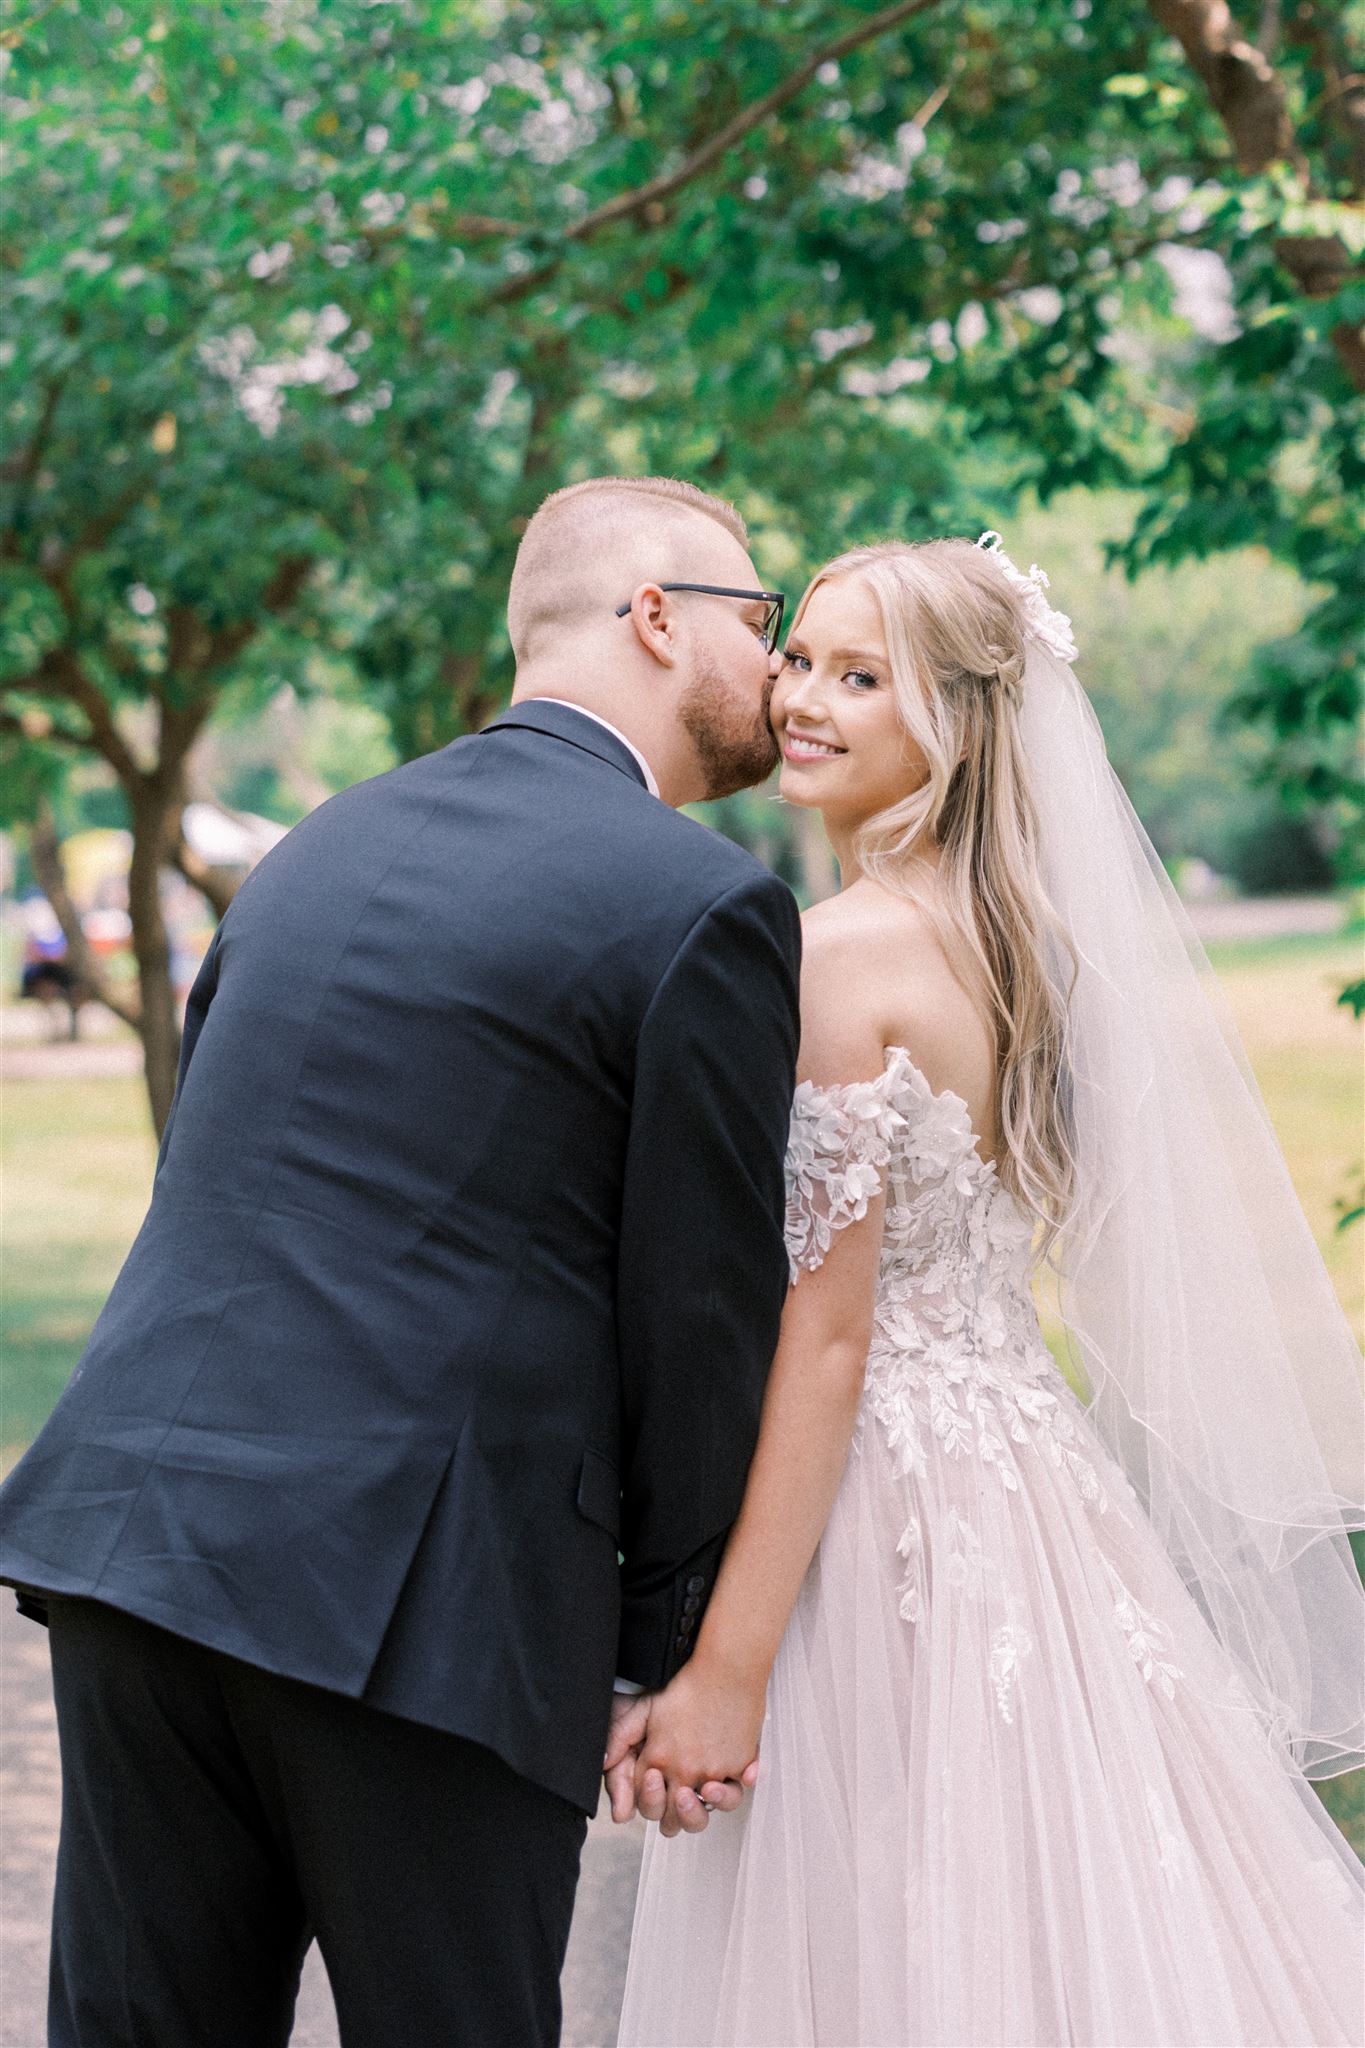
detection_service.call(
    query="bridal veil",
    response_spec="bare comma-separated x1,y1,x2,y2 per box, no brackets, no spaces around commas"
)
984,531,1364,1780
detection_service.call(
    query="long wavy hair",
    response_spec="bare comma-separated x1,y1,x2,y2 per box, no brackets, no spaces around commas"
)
795,538,1077,1247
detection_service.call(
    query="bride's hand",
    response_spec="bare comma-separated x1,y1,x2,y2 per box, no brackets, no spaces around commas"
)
633,1657,765,1838
603,1686,752,1830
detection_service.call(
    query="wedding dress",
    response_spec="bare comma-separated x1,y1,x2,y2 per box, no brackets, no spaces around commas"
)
617,1046,1364,2046
618,537,1363,2047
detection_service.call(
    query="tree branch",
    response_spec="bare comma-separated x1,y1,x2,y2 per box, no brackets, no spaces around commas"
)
448,211,530,239
163,553,314,690
1148,0,1302,175
0,705,90,754
0,371,68,548
0,1,66,53
1257,1,1282,62
568,0,949,239
1150,0,1364,389
3,647,144,786
35,483,149,607
1294,3,1365,195
170,832,239,920
1327,319,1365,389
484,0,951,304
908,57,962,134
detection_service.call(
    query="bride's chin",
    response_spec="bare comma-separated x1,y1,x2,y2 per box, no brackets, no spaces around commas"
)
776,771,827,809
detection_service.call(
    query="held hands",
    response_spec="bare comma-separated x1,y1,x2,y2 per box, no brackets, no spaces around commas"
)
603,1659,765,1838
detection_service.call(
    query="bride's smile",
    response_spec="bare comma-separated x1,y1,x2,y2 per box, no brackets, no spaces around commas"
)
771,573,929,842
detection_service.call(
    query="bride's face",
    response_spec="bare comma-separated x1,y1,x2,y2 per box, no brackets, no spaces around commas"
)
771,575,929,826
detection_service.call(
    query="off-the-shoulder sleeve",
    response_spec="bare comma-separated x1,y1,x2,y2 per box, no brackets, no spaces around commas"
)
784,1057,907,1280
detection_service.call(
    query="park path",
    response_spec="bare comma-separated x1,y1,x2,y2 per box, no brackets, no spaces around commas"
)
0,1599,644,2047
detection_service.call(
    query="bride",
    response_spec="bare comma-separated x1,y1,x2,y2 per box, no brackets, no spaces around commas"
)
608,534,1365,2046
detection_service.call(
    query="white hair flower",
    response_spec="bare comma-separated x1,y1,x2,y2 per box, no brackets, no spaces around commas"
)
976,531,1079,663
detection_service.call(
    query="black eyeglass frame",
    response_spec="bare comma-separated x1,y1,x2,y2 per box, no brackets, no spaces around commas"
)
614,583,786,654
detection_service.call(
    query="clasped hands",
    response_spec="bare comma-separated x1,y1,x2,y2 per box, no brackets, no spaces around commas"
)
602,1656,766,1838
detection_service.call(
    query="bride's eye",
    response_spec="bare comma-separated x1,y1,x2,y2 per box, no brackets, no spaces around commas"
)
845,668,879,690
781,648,809,670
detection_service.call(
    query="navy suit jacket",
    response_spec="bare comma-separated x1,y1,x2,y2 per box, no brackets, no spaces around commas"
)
0,703,802,1813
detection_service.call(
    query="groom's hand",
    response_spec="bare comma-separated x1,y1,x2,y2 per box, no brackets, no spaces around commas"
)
604,1691,652,1823
604,1690,748,1829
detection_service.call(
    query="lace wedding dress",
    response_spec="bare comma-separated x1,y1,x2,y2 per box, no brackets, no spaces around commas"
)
618,1046,1364,2047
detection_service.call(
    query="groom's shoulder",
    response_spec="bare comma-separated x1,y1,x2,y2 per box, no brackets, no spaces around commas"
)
240,738,794,939
628,798,795,924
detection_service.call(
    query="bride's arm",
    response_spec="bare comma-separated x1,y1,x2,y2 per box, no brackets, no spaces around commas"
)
624,982,889,1835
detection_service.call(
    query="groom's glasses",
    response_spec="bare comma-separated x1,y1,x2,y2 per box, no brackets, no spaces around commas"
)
614,584,786,654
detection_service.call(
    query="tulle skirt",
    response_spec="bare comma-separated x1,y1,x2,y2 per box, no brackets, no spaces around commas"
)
618,1373,1364,2046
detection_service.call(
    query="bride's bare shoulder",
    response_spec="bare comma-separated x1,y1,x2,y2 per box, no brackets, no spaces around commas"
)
796,882,944,1085
799,879,997,1130
800,879,945,997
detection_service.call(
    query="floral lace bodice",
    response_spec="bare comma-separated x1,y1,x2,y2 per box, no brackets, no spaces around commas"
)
785,1046,1112,1553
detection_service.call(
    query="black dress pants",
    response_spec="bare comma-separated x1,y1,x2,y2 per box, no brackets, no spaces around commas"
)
45,1597,589,2047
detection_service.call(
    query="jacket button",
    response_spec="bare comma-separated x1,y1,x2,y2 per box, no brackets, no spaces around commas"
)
686,1574,705,1594
677,1613,694,1635
682,1595,701,1616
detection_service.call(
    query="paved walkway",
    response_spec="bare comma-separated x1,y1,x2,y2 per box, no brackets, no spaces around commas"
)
0,1599,644,2047
1,1003,142,1081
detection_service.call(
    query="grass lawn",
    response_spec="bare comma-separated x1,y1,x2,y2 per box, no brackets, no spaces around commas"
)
2,931,1361,1845
1,1066,156,1449
1206,932,1363,1343
1201,934,1365,1851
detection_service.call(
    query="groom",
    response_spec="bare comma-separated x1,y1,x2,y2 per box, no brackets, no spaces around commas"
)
0,476,801,2046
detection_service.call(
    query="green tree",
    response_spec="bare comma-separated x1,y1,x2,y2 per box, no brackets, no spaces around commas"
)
1118,2,1364,894
3,0,1360,1127
1005,488,1323,881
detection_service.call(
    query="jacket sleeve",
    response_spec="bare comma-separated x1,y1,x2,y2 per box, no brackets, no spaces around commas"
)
613,869,802,1689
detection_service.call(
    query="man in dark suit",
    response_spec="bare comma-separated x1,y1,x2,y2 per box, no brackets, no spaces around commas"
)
0,476,801,2046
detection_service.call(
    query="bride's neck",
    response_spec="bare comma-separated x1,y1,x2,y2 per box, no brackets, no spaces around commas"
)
822,812,941,890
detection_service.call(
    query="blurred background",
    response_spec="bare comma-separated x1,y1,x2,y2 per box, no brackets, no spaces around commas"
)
1,0,1362,1872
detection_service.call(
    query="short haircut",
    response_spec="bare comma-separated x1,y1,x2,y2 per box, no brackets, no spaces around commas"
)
506,475,750,663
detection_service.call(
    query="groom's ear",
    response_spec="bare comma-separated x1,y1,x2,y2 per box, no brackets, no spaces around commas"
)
624,583,680,667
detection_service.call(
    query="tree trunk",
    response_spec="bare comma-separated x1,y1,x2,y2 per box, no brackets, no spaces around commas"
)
30,795,180,1136
171,831,239,920
32,782,235,1139
126,784,184,1139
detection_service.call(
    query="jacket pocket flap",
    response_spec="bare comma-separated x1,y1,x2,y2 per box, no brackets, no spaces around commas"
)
576,1448,621,1541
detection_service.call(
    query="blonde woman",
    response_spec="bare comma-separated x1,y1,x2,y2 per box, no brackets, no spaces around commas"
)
611,536,1365,2046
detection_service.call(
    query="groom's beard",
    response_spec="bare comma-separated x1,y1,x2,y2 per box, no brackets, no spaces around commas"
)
681,658,780,801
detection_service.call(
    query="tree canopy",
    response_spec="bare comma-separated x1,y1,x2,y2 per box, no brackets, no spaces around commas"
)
2,0,1361,1124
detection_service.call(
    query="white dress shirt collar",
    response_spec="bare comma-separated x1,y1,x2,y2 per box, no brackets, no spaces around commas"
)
528,700,661,799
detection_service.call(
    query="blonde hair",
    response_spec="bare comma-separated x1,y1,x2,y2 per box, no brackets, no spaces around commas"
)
508,476,748,661
798,538,1077,1246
